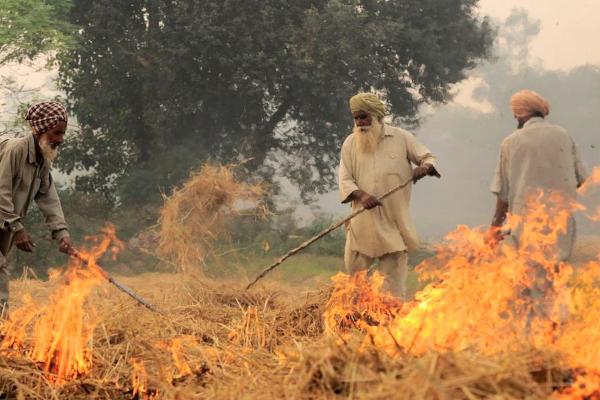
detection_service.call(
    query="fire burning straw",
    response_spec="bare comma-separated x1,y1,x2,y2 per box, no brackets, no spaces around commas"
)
324,167,600,397
2,166,600,398
0,225,123,384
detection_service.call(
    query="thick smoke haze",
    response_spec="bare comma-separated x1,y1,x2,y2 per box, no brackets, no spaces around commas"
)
309,9,600,241
1,6,599,244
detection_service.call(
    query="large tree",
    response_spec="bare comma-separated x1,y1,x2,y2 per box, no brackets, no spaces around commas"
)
0,0,72,64
57,0,493,205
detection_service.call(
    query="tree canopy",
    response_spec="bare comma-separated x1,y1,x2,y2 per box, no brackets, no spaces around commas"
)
56,0,493,205
0,0,72,64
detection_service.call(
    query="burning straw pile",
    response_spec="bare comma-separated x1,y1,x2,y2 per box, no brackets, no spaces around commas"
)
0,270,576,399
1,165,600,398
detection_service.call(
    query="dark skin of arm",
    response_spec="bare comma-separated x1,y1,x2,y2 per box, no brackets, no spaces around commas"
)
14,229,36,252
14,228,72,254
485,113,533,246
485,196,509,245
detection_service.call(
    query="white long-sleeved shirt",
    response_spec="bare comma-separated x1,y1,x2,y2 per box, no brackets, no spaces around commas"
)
490,117,589,260
339,124,439,257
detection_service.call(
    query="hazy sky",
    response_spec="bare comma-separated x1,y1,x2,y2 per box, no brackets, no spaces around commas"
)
307,2,600,241
478,0,600,71
453,0,600,111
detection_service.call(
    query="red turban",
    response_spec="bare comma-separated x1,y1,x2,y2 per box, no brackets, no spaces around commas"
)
25,101,68,134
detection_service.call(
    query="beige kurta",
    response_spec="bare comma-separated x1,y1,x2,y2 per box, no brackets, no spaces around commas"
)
339,124,439,258
0,134,69,260
490,117,589,260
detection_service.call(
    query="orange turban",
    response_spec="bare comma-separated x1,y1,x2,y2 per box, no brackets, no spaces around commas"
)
510,90,550,119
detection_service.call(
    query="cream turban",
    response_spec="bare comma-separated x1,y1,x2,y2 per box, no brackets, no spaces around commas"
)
349,92,386,119
510,90,550,119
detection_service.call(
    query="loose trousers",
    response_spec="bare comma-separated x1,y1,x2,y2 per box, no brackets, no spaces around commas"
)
344,241,408,299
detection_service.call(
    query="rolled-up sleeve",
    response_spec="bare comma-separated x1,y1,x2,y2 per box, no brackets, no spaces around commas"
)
405,132,440,177
339,138,359,203
490,141,509,202
34,173,69,240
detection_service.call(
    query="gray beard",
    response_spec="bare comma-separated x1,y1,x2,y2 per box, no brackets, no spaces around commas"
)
354,119,383,154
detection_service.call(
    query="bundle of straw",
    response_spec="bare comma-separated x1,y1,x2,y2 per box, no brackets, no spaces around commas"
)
157,164,266,272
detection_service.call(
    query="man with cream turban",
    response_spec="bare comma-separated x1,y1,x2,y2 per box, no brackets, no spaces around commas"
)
488,90,589,260
339,92,440,299
0,101,74,317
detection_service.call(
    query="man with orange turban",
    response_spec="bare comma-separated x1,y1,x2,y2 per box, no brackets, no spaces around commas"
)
339,92,440,299
488,90,589,260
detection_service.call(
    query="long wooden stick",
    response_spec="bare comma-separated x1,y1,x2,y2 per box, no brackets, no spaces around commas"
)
246,178,413,290
70,251,161,314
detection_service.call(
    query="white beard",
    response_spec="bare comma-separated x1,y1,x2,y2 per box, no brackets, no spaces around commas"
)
39,134,59,162
354,118,383,154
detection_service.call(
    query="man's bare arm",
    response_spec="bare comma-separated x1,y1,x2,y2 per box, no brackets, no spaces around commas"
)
491,197,509,227
485,196,509,246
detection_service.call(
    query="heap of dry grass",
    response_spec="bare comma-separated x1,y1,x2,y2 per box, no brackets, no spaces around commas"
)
0,272,581,399
155,163,267,272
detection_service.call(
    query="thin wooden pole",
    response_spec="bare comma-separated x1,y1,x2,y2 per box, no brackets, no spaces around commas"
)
246,178,413,290
71,251,161,313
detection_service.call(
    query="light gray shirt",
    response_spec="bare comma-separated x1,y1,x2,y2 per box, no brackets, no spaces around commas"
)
490,117,589,260
491,117,588,213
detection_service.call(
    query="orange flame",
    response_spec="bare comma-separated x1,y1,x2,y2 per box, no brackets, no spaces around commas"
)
577,166,600,195
326,179,600,397
553,372,600,399
0,224,122,383
131,357,158,399
155,336,199,380
324,271,405,336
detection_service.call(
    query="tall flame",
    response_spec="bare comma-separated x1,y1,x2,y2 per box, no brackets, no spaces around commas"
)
325,167,600,397
0,224,122,383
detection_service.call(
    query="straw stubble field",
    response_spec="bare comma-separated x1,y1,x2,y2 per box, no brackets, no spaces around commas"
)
0,269,576,399
2,164,600,399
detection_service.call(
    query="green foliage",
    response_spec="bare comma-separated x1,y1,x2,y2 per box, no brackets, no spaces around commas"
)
55,0,494,205
0,0,73,64
205,210,346,280
222,209,343,258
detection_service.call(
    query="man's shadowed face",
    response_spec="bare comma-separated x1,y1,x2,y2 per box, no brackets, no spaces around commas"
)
37,120,66,161
353,111,373,131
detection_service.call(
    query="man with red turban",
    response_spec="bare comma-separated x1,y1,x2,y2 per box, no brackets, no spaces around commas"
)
0,101,74,317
